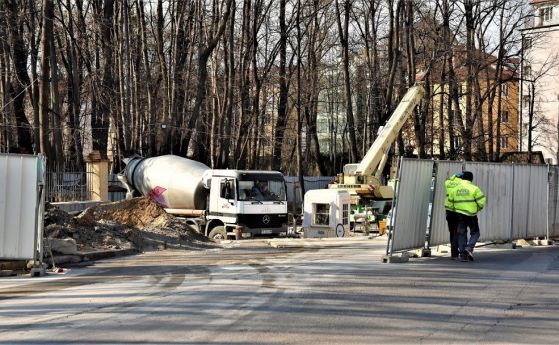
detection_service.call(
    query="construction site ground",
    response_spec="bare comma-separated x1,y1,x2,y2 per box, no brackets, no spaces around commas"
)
1,197,376,274
1,236,559,344
0,198,217,273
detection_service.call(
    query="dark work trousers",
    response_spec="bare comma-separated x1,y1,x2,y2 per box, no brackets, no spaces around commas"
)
457,214,481,254
445,210,460,258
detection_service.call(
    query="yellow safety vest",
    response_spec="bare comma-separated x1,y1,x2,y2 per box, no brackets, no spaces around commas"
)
444,175,462,211
449,180,486,216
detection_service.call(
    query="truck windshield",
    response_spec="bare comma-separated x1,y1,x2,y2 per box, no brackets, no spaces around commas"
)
238,180,286,201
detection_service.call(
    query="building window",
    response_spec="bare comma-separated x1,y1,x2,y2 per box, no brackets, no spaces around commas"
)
523,95,531,108
524,37,532,50
501,83,509,97
523,65,532,79
502,110,509,122
453,137,462,148
541,7,553,23
500,137,509,149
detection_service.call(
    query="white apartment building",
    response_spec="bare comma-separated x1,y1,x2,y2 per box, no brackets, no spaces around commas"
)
521,0,559,163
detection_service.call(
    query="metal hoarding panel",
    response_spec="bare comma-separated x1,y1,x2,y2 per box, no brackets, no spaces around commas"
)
464,162,513,242
0,154,39,259
511,165,530,239
552,167,559,237
391,159,434,252
285,176,333,206
555,167,559,237
526,165,548,239
510,165,548,240
429,161,464,247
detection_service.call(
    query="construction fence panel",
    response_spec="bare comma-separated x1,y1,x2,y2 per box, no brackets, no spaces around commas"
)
510,165,548,240
464,162,514,242
0,154,42,260
525,165,548,239
550,167,559,238
511,165,530,239
390,159,434,252
428,161,464,247
109,174,126,202
284,176,334,210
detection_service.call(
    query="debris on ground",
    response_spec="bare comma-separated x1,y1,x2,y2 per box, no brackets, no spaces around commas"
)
44,197,215,254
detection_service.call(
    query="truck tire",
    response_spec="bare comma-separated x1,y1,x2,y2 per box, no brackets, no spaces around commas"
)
208,226,227,241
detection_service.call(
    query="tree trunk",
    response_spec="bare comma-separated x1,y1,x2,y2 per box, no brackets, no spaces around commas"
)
272,0,288,171
5,1,33,153
335,0,359,162
38,0,53,162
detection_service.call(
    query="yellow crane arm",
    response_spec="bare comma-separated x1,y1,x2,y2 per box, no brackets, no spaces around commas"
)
354,83,425,177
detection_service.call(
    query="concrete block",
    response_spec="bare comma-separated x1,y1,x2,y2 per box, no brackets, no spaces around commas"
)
436,244,451,254
0,270,16,277
0,260,27,271
382,252,410,263
515,239,554,247
53,255,83,265
420,248,431,257
489,242,516,249
48,238,78,255
30,267,46,277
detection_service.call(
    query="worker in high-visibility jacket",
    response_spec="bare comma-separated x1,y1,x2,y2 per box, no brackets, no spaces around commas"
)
448,171,486,261
444,173,464,260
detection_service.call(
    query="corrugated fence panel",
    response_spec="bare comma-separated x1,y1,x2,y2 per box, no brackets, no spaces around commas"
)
526,165,548,238
391,159,434,252
511,165,530,239
0,154,39,259
285,176,334,206
551,167,559,237
429,161,464,247
464,162,513,242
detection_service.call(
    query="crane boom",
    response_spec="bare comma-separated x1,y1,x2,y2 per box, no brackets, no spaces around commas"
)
355,83,425,176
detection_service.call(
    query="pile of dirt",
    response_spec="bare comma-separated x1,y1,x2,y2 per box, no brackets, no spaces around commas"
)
85,198,167,228
44,197,214,253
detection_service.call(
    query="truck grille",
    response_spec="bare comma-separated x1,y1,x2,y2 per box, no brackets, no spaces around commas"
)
237,213,288,229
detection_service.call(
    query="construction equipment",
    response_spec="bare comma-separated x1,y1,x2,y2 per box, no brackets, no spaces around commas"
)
327,82,425,228
119,155,288,240
329,82,425,200
302,189,350,238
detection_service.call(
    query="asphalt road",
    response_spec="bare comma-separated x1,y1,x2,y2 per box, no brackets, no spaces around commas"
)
1,237,559,345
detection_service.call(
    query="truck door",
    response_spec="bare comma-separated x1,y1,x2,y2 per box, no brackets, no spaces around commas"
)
217,178,237,222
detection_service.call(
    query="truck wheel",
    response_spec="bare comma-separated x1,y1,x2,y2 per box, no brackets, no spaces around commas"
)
209,226,227,241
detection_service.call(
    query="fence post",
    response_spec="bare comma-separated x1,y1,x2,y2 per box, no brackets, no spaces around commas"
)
547,164,551,241
85,150,109,201
422,161,437,257
509,162,516,242
386,156,403,257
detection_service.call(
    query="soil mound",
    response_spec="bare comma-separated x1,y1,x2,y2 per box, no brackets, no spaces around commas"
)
44,197,214,253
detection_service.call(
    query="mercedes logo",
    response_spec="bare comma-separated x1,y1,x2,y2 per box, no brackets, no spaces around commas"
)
262,215,270,225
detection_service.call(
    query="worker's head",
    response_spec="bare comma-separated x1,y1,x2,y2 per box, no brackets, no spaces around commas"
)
462,171,474,182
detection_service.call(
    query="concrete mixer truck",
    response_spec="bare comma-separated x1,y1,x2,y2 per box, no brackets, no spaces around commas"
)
119,155,288,240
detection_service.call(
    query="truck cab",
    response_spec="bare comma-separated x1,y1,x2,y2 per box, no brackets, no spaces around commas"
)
204,170,288,239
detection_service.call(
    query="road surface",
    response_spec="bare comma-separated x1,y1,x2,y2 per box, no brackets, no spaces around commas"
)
1,237,558,344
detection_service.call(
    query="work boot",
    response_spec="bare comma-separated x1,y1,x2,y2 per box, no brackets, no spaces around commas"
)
459,254,469,262
465,247,474,261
